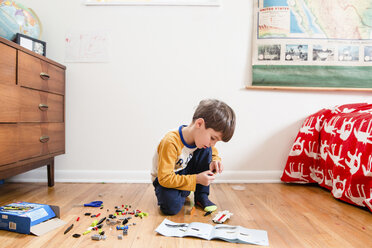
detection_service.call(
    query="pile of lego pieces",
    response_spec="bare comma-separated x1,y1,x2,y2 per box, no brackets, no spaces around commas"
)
65,202,148,241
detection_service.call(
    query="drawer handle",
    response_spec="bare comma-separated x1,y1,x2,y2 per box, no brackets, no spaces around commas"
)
38,104,49,111
39,135,50,143
40,72,50,80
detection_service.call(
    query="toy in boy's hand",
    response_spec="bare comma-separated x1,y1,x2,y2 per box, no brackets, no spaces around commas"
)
73,201,103,207
209,160,223,174
212,210,233,224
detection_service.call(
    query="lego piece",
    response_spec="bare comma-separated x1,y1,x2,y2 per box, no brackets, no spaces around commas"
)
123,229,128,235
74,201,103,207
72,234,81,238
212,210,233,224
119,216,131,220
91,234,101,241
91,220,98,227
118,235,123,240
136,212,149,218
106,218,118,225
97,217,106,225
63,224,74,235
204,211,212,216
116,225,129,230
83,230,92,235
84,213,91,216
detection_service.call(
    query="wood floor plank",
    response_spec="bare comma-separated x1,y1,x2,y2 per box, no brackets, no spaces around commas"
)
0,182,371,248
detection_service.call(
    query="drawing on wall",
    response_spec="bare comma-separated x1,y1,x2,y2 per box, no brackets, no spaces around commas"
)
64,31,109,63
251,0,372,90
85,0,220,6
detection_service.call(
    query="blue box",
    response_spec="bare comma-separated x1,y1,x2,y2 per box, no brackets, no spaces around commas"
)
0,202,64,235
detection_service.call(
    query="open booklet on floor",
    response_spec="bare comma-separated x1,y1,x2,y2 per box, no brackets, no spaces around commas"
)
155,218,269,246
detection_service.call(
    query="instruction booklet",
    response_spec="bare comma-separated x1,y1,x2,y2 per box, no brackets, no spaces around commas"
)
155,218,269,246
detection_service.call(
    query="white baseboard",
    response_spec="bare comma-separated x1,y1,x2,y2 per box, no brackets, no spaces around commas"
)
7,169,283,183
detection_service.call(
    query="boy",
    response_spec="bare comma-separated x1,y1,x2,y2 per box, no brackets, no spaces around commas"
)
151,99,236,215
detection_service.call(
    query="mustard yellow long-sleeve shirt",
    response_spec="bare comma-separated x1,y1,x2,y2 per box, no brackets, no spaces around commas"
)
151,126,221,191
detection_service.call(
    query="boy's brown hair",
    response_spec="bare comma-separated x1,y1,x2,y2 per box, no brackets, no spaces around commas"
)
192,99,236,142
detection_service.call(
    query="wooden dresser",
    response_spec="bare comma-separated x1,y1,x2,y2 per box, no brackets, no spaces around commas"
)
0,37,65,187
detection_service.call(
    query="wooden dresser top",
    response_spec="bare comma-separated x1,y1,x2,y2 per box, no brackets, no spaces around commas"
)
0,36,66,70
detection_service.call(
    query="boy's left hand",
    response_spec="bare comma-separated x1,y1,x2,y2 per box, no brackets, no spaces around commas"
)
209,161,223,174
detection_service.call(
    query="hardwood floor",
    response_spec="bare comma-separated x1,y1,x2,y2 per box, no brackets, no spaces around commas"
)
0,182,371,248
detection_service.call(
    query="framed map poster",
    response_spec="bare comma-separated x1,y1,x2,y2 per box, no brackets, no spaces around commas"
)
85,0,220,6
250,0,372,91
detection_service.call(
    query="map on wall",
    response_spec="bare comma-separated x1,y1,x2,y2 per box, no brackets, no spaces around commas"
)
85,0,220,6
252,0,372,89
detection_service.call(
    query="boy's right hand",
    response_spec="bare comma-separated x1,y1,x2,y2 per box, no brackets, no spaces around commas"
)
196,171,215,186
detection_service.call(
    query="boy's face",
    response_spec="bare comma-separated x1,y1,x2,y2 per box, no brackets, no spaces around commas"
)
194,119,222,148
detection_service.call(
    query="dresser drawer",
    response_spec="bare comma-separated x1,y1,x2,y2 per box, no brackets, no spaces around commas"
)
0,124,18,166
18,51,65,95
0,43,16,86
0,84,19,122
18,123,65,160
20,88,64,122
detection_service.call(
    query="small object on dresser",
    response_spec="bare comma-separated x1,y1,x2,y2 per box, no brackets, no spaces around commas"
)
15,33,46,56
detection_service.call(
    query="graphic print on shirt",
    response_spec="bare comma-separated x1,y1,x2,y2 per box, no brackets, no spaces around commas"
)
174,151,193,172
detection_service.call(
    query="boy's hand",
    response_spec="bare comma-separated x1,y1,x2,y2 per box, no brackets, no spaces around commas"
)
196,171,215,186
209,160,223,174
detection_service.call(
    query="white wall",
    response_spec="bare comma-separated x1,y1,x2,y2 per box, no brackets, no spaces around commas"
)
11,0,370,183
